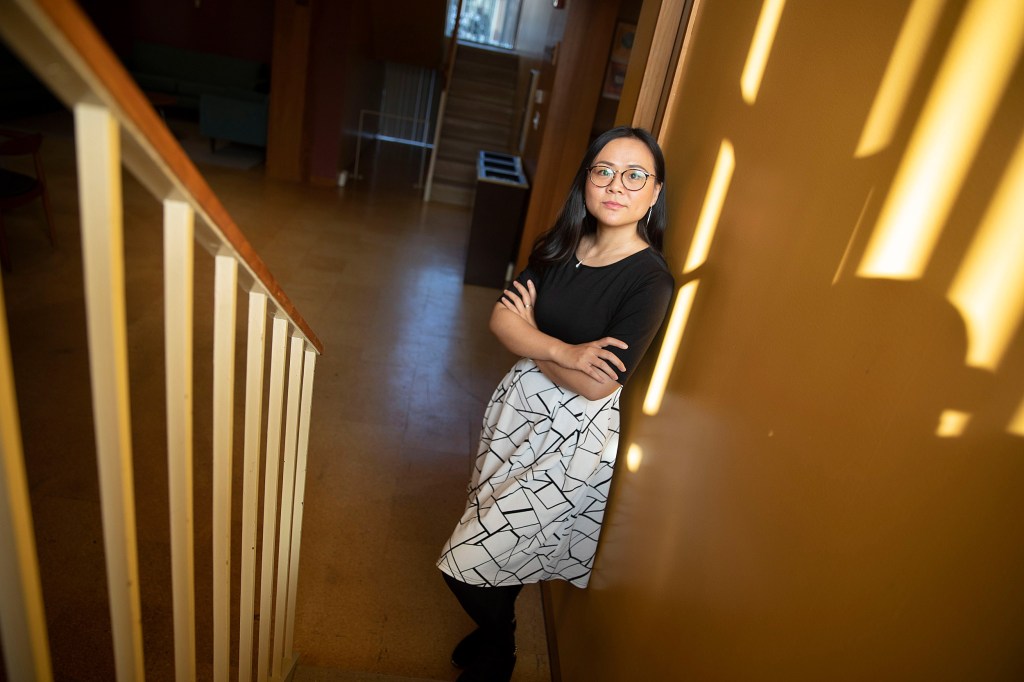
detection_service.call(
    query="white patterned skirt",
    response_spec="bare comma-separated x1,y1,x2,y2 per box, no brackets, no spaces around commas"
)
437,358,621,588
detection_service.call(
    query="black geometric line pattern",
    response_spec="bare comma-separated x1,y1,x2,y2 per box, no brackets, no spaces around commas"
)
438,358,620,588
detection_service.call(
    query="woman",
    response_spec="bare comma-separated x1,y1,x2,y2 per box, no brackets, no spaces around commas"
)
438,126,674,681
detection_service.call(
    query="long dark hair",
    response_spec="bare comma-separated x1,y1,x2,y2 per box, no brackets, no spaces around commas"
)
528,126,667,270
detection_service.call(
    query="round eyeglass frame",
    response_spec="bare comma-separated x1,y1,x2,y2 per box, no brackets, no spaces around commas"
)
587,165,656,191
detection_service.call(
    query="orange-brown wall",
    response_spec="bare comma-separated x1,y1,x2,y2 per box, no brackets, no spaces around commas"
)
549,1,1024,680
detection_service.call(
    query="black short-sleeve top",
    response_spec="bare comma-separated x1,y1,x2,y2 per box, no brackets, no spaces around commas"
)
513,248,675,385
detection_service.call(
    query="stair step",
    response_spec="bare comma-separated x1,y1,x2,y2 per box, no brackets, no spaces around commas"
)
446,94,516,126
440,134,511,154
443,116,512,146
294,666,447,682
455,43,519,71
453,59,518,85
434,157,476,185
437,136,514,162
450,79,516,104
430,180,475,206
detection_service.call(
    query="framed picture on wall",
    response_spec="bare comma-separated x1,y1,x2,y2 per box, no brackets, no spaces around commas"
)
603,22,636,100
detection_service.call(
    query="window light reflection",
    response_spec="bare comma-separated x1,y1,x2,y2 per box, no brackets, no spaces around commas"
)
625,444,643,473
643,281,700,416
684,140,734,275
947,132,1024,370
857,0,1024,280
833,188,875,285
855,0,947,158
936,409,971,437
741,0,786,105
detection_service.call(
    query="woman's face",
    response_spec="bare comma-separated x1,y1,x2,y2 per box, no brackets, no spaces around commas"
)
584,136,662,231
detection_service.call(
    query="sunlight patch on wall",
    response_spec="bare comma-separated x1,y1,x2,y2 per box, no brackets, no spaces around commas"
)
642,138,736,416
1009,396,1024,438
643,281,699,416
625,443,644,473
857,0,1024,280
947,131,1024,371
741,0,786,105
936,409,972,437
684,140,735,275
855,0,947,158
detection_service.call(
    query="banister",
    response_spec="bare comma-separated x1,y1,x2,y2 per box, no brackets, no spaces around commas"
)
0,0,323,355
2,1,324,679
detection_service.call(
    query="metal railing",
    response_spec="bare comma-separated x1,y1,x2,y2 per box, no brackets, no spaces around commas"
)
352,110,434,186
0,1,323,681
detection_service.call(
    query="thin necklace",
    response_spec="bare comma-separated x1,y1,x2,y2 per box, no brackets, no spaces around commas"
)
575,240,641,268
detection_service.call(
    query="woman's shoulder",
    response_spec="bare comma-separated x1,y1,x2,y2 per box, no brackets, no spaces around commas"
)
622,248,674,287
634,247,671,271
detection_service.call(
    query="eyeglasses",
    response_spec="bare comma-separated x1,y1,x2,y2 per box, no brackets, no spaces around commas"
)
587,165,656,191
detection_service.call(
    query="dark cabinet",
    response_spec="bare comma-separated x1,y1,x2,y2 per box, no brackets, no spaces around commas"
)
463,151,530,288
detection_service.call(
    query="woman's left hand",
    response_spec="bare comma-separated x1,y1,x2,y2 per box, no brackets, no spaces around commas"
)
499,280,537,328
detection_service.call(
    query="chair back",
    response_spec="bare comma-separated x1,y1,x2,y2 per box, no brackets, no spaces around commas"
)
0,130,43,157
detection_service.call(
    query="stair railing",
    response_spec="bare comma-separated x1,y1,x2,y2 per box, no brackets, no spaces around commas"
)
0,1,322,681
423,0,464,202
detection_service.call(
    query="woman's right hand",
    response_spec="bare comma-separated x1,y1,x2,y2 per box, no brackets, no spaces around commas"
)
499,279,538,328
552,338,628,383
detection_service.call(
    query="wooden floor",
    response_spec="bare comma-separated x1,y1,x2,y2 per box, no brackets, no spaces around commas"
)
0,111,550,682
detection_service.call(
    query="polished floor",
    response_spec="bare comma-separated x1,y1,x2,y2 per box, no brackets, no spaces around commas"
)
0,112,550,682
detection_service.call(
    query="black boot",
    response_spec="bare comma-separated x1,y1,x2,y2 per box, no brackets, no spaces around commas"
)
456,630,516,682
442,573,522,678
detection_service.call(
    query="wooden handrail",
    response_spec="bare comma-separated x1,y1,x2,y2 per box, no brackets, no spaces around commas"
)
1,0,322,354
442,0,464,90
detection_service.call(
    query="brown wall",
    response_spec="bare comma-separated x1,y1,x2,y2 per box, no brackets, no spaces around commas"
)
549,0,1024,680
266,0,312,182
307,0,385,185
514,0,621,270
515,0,567,177
370,0,447,68
516,0,561,58
77,0,274,62
337,9,386,179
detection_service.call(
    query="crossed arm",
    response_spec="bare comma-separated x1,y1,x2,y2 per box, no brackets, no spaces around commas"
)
490,280,627,401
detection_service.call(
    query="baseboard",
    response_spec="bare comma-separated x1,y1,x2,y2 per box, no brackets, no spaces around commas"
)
539,582,562,682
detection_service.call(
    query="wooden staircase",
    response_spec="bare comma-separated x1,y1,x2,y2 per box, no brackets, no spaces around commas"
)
430,44,520,206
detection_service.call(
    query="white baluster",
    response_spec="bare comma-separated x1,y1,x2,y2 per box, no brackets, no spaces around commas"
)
0,272,54,681
284,348,318,658
74,102,145,682
239,291,268,682
258,316,290,682
212,254,238,682
164,199,196,682
272,335,305,679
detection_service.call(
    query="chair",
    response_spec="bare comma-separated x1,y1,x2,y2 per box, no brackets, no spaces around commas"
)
0,128,57,271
